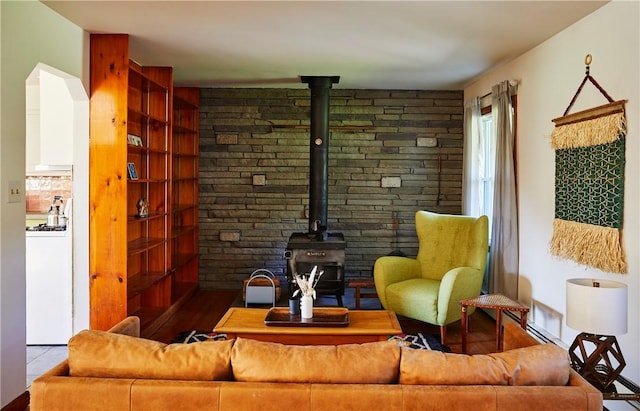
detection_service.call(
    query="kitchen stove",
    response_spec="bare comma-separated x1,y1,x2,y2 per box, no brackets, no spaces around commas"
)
26,221,73,344
26,223,67,232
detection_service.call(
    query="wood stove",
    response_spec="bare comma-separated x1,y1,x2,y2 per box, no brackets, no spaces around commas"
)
285,76,345,306
285,232,345,306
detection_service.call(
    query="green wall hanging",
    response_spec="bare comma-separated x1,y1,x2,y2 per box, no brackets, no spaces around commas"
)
549,55,628,273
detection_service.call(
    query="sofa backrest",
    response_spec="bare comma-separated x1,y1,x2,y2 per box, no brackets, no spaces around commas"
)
64,326,572,388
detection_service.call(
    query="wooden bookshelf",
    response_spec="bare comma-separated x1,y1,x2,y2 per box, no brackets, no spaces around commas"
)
89,34,199,334
171,87,200,305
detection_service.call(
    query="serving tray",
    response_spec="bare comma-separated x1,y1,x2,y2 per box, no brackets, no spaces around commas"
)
264,307,349,327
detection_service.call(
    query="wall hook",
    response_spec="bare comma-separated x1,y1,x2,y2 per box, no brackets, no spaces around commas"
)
584,54,592,75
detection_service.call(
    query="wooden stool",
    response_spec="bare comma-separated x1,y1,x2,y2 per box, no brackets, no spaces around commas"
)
459,293,530,353
347,278,377,309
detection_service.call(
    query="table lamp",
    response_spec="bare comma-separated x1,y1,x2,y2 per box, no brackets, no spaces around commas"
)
566,278,628,392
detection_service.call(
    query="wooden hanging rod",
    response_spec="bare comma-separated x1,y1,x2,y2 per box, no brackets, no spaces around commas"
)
553,99,627,127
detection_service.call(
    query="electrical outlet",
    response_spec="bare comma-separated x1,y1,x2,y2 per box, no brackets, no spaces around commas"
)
8,180,22,203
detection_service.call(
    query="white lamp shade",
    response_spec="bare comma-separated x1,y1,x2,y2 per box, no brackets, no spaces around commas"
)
566,278,628,336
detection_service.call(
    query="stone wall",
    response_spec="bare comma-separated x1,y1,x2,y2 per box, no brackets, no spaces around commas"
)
199,88,463,290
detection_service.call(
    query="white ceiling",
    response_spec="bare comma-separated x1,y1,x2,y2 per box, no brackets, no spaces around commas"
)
43,0,608,90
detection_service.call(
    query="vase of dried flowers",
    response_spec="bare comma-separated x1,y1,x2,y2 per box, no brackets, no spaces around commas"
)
300,295,313,319
292,265,324,320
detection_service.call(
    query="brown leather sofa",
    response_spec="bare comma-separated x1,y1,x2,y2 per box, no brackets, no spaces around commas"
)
30,316,602,411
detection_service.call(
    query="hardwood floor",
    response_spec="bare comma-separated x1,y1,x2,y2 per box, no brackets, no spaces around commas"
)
148,289,500,355
148,289,239,344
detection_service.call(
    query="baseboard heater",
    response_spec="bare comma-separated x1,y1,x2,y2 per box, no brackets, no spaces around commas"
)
477,306,562,347
500,310,564,347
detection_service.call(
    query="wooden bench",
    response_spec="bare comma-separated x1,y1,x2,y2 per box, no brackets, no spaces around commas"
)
347,278,378,309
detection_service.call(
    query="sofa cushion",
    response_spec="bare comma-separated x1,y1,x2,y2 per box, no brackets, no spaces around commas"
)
68,330,234,381
231,337,401,383
399,343,570,386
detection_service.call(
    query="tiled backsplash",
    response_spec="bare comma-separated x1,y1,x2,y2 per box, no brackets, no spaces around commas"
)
26,176,72,214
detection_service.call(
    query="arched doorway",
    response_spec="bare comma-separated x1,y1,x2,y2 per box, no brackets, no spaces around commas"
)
24,63,89,385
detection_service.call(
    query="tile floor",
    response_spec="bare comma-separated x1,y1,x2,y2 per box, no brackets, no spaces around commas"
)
27,345,68,388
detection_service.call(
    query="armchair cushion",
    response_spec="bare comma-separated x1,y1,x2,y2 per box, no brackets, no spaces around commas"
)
386,278,439,323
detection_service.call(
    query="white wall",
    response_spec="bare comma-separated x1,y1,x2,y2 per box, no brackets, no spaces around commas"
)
465,1,640,383
0,1,86,406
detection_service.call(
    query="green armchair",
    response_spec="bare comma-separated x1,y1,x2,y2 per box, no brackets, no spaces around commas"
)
373,211,489,344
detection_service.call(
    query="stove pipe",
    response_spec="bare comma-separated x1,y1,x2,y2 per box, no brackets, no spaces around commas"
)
301,76,340,238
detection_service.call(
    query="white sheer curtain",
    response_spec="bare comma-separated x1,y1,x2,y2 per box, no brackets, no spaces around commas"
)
462,97,483,216
489,81,518,299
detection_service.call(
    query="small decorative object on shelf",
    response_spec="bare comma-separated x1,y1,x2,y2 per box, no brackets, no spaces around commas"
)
127,162,138,180
135,198,149,218
127,133,143,146
292,265,324,319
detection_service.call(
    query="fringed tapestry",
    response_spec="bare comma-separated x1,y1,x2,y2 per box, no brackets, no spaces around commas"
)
549,57,628,273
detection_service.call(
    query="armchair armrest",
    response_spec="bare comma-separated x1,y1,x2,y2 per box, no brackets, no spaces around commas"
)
373,256,421,308
437,267,484,324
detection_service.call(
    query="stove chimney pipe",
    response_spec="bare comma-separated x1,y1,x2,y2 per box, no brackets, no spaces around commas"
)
301,76,340,237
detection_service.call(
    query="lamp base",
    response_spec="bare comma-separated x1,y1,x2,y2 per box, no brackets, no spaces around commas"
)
569,333,625,392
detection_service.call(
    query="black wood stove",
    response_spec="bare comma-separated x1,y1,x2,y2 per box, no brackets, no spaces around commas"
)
284,76,346,306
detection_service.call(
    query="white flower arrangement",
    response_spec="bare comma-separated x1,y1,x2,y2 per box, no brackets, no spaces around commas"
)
292,265,324,299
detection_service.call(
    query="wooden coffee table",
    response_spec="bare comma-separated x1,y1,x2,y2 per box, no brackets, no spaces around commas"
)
214,307,402,345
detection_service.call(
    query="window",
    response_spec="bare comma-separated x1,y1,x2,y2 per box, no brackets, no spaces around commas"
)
478,110,495,293
472,96,517,237
479,111,495,237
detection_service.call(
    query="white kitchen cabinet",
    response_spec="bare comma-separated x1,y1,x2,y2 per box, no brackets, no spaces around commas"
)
26,64,75,172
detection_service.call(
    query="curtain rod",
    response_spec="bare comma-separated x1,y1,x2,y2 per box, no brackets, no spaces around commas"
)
479,79,521,100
